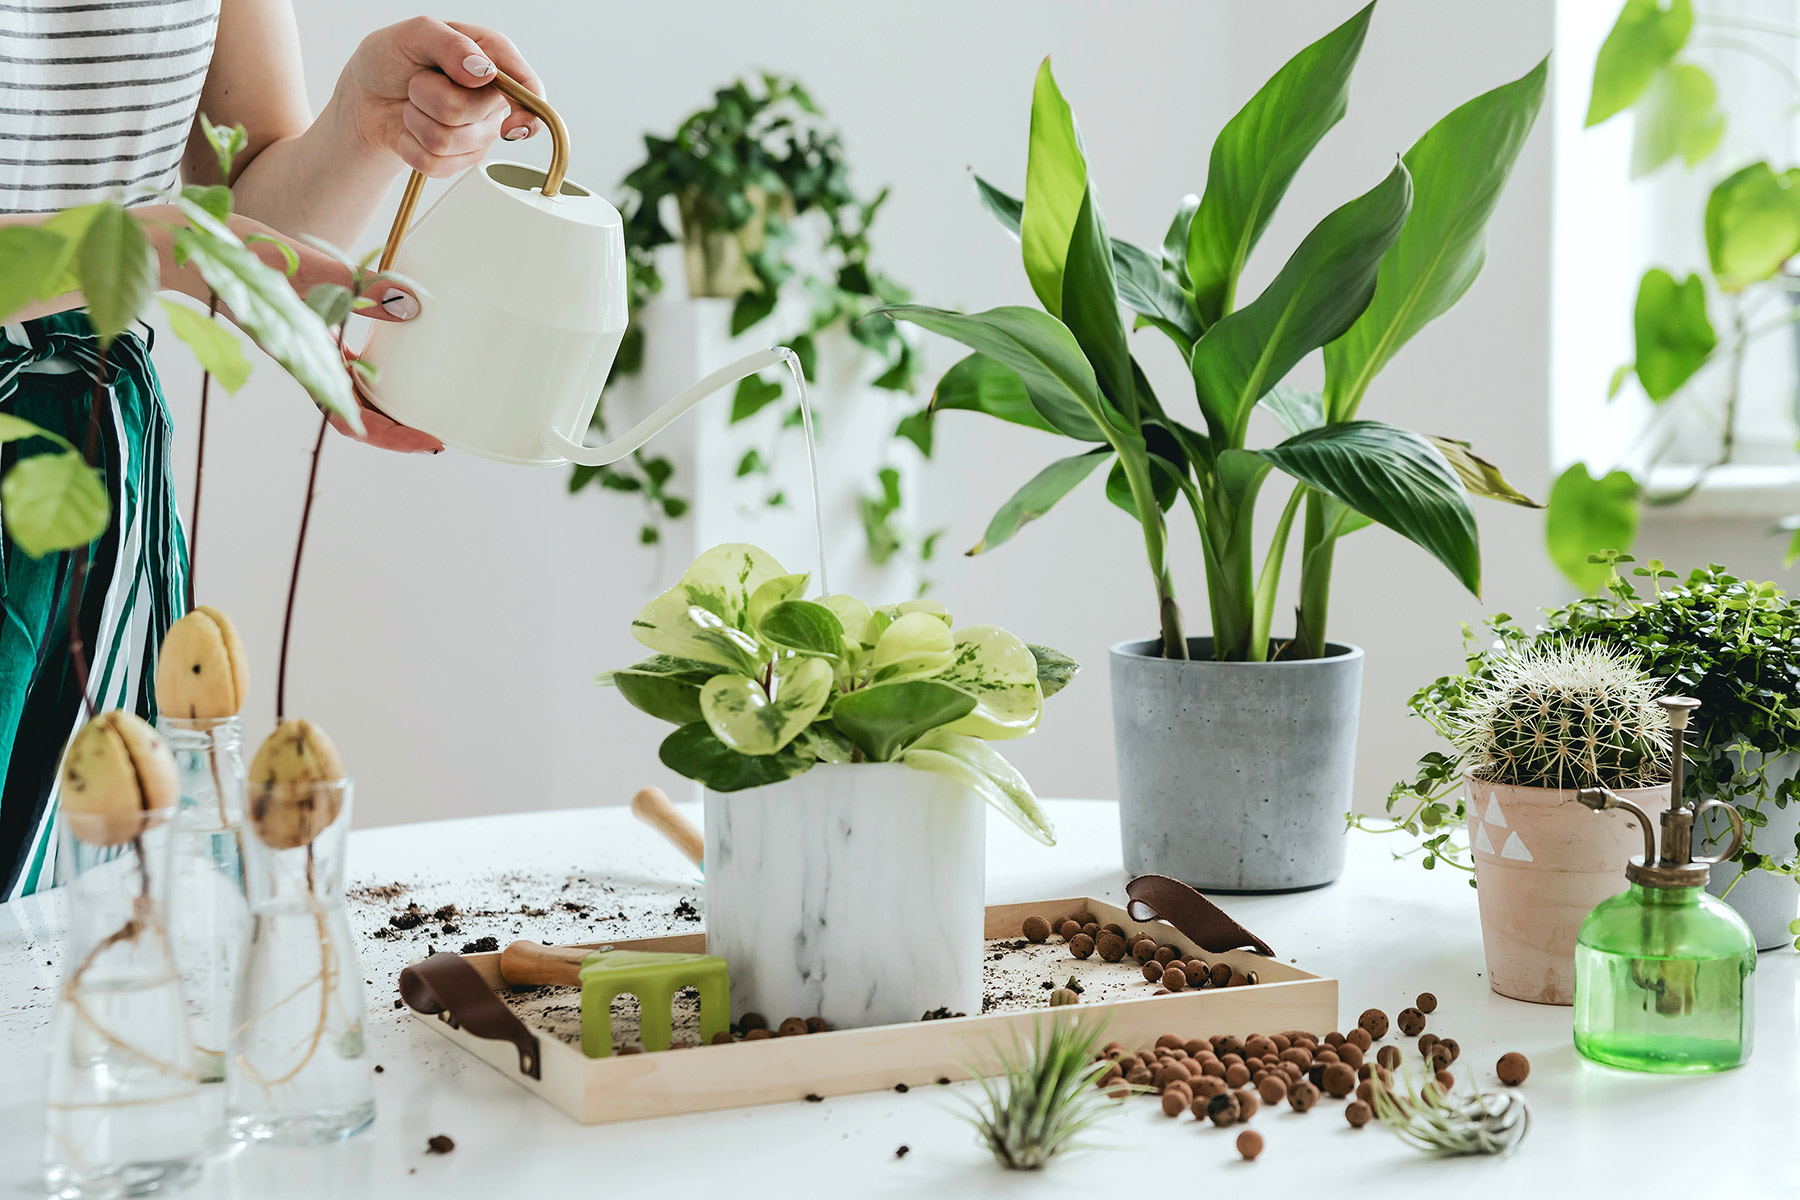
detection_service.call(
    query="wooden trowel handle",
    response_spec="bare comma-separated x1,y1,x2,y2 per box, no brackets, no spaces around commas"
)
632,787,704,869
498,940,590,987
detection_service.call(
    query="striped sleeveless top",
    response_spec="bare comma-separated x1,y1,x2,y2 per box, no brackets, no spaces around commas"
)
0,0,220,215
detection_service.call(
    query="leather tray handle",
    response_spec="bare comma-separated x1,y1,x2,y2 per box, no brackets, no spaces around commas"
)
399,952,542,1080
1125,874,1276,957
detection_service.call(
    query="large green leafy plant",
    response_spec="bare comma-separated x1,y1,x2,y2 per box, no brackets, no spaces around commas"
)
880,5,1548,662
578,74,936,569
600,543,1075,842
1555,0,1800,586
1360,557,1800,890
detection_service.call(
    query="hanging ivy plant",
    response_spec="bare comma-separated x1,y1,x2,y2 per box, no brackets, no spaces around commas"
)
573,73,937,568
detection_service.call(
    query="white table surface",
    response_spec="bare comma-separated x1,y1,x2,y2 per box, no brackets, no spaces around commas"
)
3,799,1792,1197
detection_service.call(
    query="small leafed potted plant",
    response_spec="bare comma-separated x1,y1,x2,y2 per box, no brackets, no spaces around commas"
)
880,3,1548,891
602,543,1075,1029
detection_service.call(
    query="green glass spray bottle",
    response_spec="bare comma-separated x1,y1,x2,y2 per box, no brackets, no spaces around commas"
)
1572,696,1756,1073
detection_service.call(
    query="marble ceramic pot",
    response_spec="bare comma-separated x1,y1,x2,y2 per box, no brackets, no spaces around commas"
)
1467,777,1670,1005
703,763,985,1030
1111,637,1363,892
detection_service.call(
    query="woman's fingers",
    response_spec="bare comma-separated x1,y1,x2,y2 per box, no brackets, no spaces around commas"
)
337,348,444,454
399,101,504,176
407,68,508,130
446,21,543,142
249,230,423,324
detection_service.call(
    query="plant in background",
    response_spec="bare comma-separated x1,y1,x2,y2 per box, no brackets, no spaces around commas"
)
1359,556,1800,883
599,543,1075,841
881,5,1546,662
956,1016,1122,1171
578,74,939,570
1556,0,1800,587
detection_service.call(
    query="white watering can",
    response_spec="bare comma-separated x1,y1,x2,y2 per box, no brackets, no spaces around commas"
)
359,72,793,467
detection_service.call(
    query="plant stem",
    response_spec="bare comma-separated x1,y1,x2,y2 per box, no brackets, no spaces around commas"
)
67,350,111,719
277,416,328,723
1115,449,1185,658
186,293,218,612
1293,492,1336,661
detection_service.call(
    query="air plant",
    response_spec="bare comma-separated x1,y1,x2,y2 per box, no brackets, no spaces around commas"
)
1369,1071,1530,1157
953,1016,1122,1171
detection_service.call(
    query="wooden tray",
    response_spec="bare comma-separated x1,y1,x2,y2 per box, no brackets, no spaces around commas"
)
403,895,1337,1125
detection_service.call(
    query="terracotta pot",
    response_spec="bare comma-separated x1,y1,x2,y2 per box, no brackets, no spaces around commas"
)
1466,776,1669,1005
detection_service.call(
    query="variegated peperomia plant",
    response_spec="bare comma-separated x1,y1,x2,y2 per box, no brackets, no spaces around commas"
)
601,543,1075,843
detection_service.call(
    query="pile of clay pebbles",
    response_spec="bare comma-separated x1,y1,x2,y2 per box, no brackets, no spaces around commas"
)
1020,912,1260,995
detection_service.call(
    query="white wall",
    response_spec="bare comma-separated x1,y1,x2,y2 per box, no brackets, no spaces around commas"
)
152,0,1564,827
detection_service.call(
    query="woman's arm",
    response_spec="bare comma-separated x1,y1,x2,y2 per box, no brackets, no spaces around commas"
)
188,0,544,249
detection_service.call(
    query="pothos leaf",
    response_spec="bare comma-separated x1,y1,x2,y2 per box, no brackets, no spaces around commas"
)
1,449,109,557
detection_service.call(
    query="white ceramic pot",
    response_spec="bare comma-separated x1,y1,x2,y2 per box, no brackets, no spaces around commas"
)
703,763,985,1030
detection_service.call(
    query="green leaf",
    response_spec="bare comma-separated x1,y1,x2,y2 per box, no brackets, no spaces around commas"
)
747,571,809,630
605,671,705,725
1255,420,1481,596
1632,268,1714,400
1704,162,1800,291
824,593,878,647
1187,2,1373,323
1021,58,1087,318
931,353,1059,435
731,373,783,422
736,448,766,477
1545,463,1641,594
870,610,956,683
0,226,72,321
700,658,832,755
0,413,71,450
1607,363,1633,400
881,305,1110,440
1061,186,1133,415
41,205,102,297
1426,437,1542,508
1323,58,1547,421
1110,236,1202,352
902,729,1055,845
758,599,844,659
970,448,1110,555
1259,385,1325,437
171,203,357,428
1630,61,1723,177
1192,161,1412,443
630,543,787,671
972,172,1023,236
1027,644,1079,699
937,625,1044,740
181,184,232,225
1,450,108,558
830,679,977,762
1586,0,1692,127
246,233,300,277
658,722,811,791
304,282,354,329
159,299,251,394
76,203,156,347
199,113,248,180
895,408,934,457
1162,194,1199,284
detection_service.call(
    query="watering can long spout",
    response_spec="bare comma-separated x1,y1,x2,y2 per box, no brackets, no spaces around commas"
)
543,347,795,467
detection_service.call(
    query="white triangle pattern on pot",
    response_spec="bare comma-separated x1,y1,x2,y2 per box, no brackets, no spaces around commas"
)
1501,830,1533,862
1473,821,1496,854
1486,791,1508,828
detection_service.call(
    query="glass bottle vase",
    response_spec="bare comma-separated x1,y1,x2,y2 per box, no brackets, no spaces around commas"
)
160,715,250,1085
43,813,208,1197
227,779,374,1144
1573,881,1756,1073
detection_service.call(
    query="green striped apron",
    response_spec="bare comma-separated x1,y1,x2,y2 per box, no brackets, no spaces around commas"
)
0,309,187,899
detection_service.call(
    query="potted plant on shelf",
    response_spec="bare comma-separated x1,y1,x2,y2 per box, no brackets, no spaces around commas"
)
879,4,1547,890
1366,558,1800,949
601,542,1075,1029
581,74,939,592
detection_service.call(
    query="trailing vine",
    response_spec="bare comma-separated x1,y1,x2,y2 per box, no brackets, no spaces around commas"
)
571,74,939,575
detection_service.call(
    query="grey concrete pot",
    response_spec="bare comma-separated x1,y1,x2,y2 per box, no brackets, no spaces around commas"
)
1110,637,1364,892
1697,751,1800,952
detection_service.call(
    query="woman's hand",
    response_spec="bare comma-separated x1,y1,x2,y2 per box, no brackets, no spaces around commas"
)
337,17,545,177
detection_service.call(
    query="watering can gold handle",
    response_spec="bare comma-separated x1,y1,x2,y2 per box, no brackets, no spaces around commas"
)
376,68,570,273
